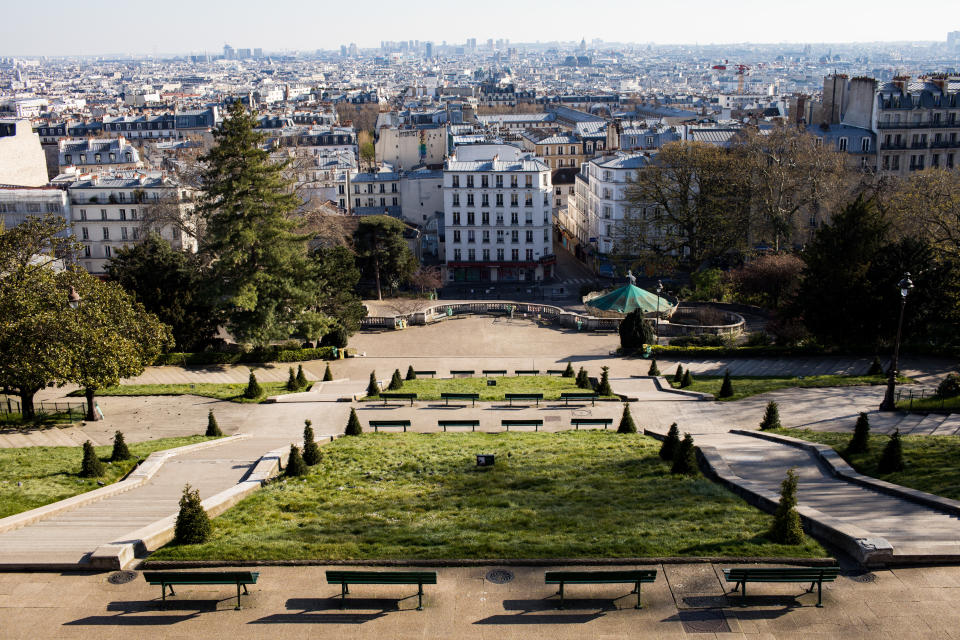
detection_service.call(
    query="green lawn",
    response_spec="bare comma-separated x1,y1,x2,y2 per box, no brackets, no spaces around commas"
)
0,435,217,519
70,381,311,404
670,374,898,401
151,432,827,561
368,375,616,401
0,411,80,427
771,428,960,501
897,394,960,413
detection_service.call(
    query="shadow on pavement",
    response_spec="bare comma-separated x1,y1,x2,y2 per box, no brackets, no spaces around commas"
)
502,597,619,611
64,613,201,626
251,612,387,624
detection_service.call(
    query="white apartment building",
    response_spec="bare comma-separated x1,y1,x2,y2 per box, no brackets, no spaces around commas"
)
443,146,554,283
0,185,70,232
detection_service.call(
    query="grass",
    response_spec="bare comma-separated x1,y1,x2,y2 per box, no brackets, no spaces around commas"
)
69,382,312,404
669,374,903,401
367,375,616,401
0,411,80,427
896,394,960,413
151,432,827,561
771,428,960,501
0,435,217,519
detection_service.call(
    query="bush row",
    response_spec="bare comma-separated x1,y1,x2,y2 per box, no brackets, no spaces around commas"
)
153,346,346,366
646,344,827,358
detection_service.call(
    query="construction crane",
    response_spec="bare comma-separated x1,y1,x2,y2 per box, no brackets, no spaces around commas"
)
710,61,751,94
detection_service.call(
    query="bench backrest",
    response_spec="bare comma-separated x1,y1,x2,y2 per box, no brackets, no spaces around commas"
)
414,370,436,375
380,393,416,399
545,570,657,583
326,570,437,585
143,571,259,583
450,370,474,375
724,568,840,581
369,420,411,426
515,370,540,375
441,393,480,399
483,370,507,375
504,393,544,399
572,418,612,424
502,419,543,426
438,420,480,426
561,392,597,398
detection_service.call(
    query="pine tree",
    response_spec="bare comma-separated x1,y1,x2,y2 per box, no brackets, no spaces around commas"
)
366,371,380,396
760,401,781,430
563,362,575,378
769,468,804,545
617,404,637,433
345,407,363,436
406,365,417,381
206,410,223,437
846,412,870,454
576,367,591,389
867,356,884,377
323,363,333,381
673,365,684,384
718,370,733,398
286,366,298,391
388,368,403,390
647,359,660,376
285,444,308,477
296,364,308,389
877,429,905,473
244,370,263,399
671,433,698,476
303,419,321,466
597,366,613,395
79,440,104,477
174,483,211,544
110,430,131,461
680,369,694,388
659,423,680,461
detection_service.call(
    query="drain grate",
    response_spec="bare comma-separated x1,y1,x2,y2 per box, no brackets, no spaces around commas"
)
107,570,138,585
544,416,561,423
485,569,514,584
847,571,877,583
679,610,730,633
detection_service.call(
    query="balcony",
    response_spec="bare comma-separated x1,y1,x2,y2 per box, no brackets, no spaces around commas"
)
878,120,960,130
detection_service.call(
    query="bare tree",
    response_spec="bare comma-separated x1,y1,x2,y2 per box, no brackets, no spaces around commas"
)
409,265,442,294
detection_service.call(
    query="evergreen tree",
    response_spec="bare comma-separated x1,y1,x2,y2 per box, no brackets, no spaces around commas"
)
303,419,321,466
671,433,698,476
575,367,591,389
769,468,804,545
286,366,298,391
244,370,263,399
110,430,131,461
597,366,613,395
680,369,694,388
619,308,654,352
296,364,308,389
617,404,637,433
206,410,223,437
846,412,870,454
285,444,307,477
563,362,575,378
345,407,363,436
79,440,104,478
366,371,379,396
406,365,417,381
760,401,781,430
877,429,905,473
718,370,733,398
388,368,403,390
174,483,211,544
354,216,418,301
673,365,684,384
659,423,680,461
323,363,333,381
867,356,884,377
647,359,660,376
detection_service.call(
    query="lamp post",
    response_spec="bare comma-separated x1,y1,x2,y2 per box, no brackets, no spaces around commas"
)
654,280,664,346
66,286,99,422
879,273,914,412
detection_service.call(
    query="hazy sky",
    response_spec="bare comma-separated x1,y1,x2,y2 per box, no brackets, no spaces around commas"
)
2,0,957,57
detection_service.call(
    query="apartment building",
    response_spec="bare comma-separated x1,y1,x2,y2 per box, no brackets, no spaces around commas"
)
0,119,49,187
58,137,141,173
876,77,959,174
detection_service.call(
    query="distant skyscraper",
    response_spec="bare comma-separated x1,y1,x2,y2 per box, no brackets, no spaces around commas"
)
340,45,347,57
253,48,263,59
949,31,960,53
223,44,234,60
425,41,433,59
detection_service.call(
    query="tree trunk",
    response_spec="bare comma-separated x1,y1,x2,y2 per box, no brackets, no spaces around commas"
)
84,388,100,422
18,389,37,420
374,255,382,301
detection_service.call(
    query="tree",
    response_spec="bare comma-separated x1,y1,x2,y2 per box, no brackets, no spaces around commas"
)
760,401,781,430
198,101,327,346
106,233,219,351
323,363,334,381
769,468,804,545
409,265,443,295
296,364,308,389
617,404,637,433
596,366,613,396
877,429,905,473
174,483,211,544
388,368,404,390
718,370,733,398
867,357,884,377
286,367,298,391
320,325,349,349
110,431,131,461
671,433,698,475
206,410,223,437
563,362,575,378
619,309,654,352
847,412,870,455
366,371,380,396
303,419,321,466
659,423,680,461
673,365,684,384
358,130,376,169
886,168,960,258
728,253,804,311
285,444,308,478
647,359,660,376
309,245,367,334
80,440,104,477
575,367,591,389
345,407,363,435
354,215,417,300
244,371,263,399
406,365,417,381
680,369,694,388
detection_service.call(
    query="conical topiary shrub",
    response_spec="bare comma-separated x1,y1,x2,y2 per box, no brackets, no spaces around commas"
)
877,429,905,473
323,363,333,381
563,362,575,378
174,483,211,544
671,433,698,476
648,359,660,376
659,423,680,461
110,430,131,461
303,419,321,466
286,366,298,391
388,368,404,390
576,367,591,389
366,371,380,397
718,370,733,398
760,401,781,430
597,366,613,396
673,365,684,384
680,369,694,388
406,365,417,381
769,468,804,545
345,407,362,436
244,370,263,399
867,356,884,377
617,404,637,433
846,412,870,455
285,444,308,478
296,364,308,389
206,410,223,437
79,440,104,477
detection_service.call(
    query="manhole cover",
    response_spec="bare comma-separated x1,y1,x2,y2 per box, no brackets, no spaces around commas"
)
679,610,730,633
107,570,138,585
847,571,877,583
544,416,561,423
485,569,514,584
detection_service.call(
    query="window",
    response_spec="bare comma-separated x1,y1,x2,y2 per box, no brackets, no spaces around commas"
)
496,213,504,225
119,209,126,221
83,245,90,258
467,230,475,243
524,195,533,207
481,175,488,188
526,249,534,260
525,230,534,243
482,249,490,260
497,248,504,260
468,249,476,261
511,230,519,243
511,194,519,207
379,183,385,193
467,212,475,225
511,212,518,225
511,249,519,261
467,194,474,206
366,184,373,194
603,205,611,219
452,175,460,187
949,154,955,169
861,138,871,153
104,246,112,258
81,227,89,240
482,212,489,225
391,183,398,193
354,198,360,207
452,194,460,206
891,156,900,170
65,154,72,164
837,137,847,152
95,153,101,163
467,175,474,188
543,228,548,242
510,176,518,188
525,175,533,188
353,184,360,194
525,212,533,225
102,227,110,240
367,198,374,207
932,154,940,167
379,198,386,207
497,230,504,244
101,209,107,220
452,212,461,225
79,209,86,221
453,230,461,243
392,197,398,206
482,230,490,243
132,228,139,240
121,227,128,240
496,193,503,206
495,175,503,188
453,248,461,260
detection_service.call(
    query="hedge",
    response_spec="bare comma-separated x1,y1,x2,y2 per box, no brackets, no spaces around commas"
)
646,344,826,358
153,346,346,366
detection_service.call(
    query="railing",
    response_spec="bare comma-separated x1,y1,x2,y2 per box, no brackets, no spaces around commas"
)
877,121,960,130
0,396,86,419
895,387,951,411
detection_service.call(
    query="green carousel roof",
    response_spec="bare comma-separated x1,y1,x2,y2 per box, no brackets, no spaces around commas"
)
586,282,674,315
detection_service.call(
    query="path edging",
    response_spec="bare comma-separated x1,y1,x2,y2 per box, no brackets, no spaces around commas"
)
649,376,714,400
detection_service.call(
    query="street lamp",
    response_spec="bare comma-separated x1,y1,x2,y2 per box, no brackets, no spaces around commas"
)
654,280,664,346
65,286,99,422
879,272,914,412
67,286,81,310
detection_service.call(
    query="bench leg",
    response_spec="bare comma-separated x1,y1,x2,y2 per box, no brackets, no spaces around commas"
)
557,582,564,609
817,580,823,608
341,583,348,609
235,583,242,610
403,425,407,432
636,581,642,609
417,582,424,611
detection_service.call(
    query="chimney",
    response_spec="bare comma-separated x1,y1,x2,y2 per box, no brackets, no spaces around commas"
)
892,76,910,93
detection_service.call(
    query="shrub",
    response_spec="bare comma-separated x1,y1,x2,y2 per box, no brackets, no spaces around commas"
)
718,370,733,398
563,362,575,378
659,423,680,461
345,407,363,436
296,364,308,389
936,373,960,399
877,429,905,473
575,367,591,389
673,365,684,384
366,371,380,397
768,468,804,545
671,433,698,476
617,404,637,434
680,369,694,388
174,483,211,544
79,440,104,477
867,356,884,377
597,366,613,396
110,431,131,461
152,346,337,366
323,363,333,381
669,334,728,347
286,367,298,391
745,331,773,347
206,410,223,437
388,369,404,390
406,365,417,381
320,325,349,349
303,419,321,466
619,308,654,351
285,444,308,478
760,401,781,430
244,370,263,399
847,412,870,454
647,359,660,376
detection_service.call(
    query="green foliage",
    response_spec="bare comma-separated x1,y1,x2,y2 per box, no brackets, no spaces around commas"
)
672,373,899,402
110,431,131,462
718,370,733,398
175,483,211,544
320,325,349,349
680,369,694,388
345,407,363,436
367,371,380,396
659,423,680,461
673,365,684,384
847,412,870,455
354,215,418,300
688,268,728,301
303,420,322,466
760,401,781,430
79,440,104,477
152,345,338,366
596,366,613,396
206,410,223,437
867,356,884,377
286,367,298,391
617,404,637,434
285,444,308,478
619,308,654,351
769,468,804,545
406,365,417,381
671,433,698,476
562,362,575,378
296,365,307,389
575,367,591,389
647,359,660,376
388,369,404,390
323,363,333,381
878,428,905,473
936,373,960,399
310,245,367,334
244,371,263,399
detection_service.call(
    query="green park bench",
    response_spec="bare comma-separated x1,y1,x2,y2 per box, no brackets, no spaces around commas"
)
571,418,613,430
378,392,417,406
439,419,480,432
546,369,567,375
482,369,507,376
450,369,475,377
515,369,540,375
440,392,480,407
369,420,411,432
414,370,436,378
545,569,657,609
723,567,841,608
143,570,259,610
504,393,543,407
326,570,437,611
502,419,543,431
561,392,597,406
